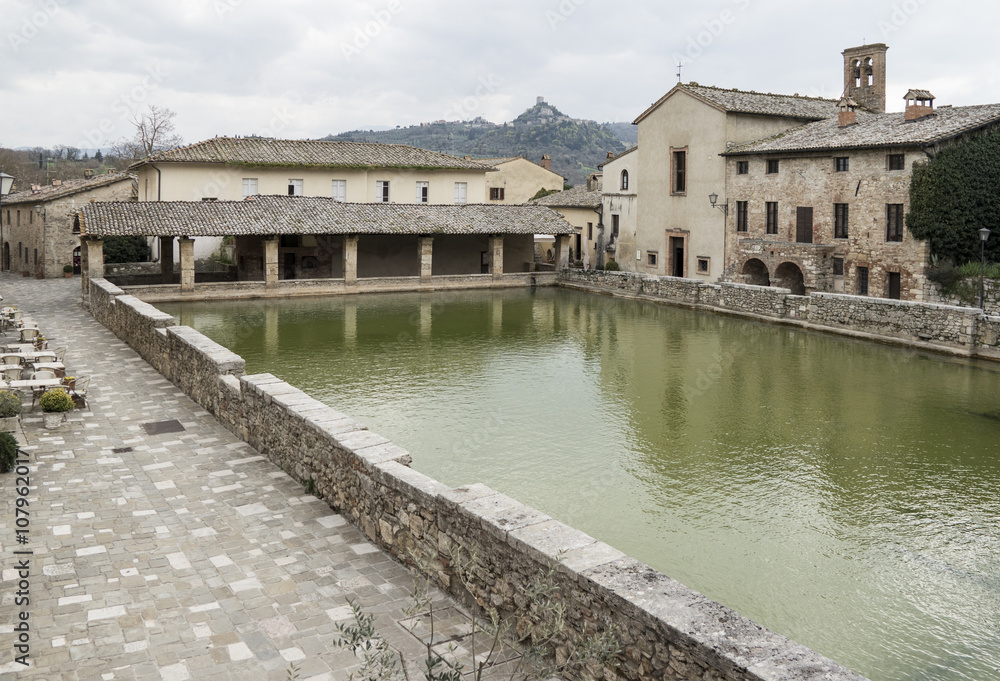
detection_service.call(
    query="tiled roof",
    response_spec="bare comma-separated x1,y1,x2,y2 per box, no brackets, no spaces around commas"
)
598,146,637,168
130,137,495,171
76,195,575,237
475,156,525,166
724,103,1000,155
4,173,134,205
634,83,837,124
529,186,601,209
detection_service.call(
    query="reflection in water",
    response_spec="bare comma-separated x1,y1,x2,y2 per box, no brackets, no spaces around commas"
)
160,288,1000,681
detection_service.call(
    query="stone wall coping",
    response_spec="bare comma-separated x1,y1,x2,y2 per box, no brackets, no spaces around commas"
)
373,460,451,507
166,325,245,370
115,295,176,326
506,518,598,569
458,491,552,542
90,277,126,296
352,441,413,467
811,291,979,314
336,429,391,452
439,483,497,506
721,282,792,295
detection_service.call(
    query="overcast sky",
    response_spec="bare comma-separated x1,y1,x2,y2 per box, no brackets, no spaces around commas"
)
3,0,999,150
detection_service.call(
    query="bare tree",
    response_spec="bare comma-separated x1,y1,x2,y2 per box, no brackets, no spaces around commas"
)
111,105,183,168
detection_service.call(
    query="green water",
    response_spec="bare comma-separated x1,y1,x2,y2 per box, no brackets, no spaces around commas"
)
159,288,1000,681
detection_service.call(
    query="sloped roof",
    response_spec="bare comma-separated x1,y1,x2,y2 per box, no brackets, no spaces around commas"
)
634,83,837,124
130,137,495,171
529,185,601,209
723,103,1000,155
4,173,134,205
598,146,637,168
76,195,575,237
475,156,525,166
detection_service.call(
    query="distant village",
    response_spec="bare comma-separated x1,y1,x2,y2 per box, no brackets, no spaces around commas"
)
2,42,997,307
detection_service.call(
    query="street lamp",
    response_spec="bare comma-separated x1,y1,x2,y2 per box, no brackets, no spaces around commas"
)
979,227,991,310
0,172,15,272
708,192,728,216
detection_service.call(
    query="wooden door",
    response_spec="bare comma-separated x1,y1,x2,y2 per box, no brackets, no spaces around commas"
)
796,207,813,243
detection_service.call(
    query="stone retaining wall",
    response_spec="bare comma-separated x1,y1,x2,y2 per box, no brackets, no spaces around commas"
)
561,270,1000,360
84,277,867,681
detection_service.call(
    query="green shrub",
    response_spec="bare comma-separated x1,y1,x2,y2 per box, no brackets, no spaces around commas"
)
0,432,18,473
956,261,1000,279
103,236,151,264
39,389,74,413
0,390,22,418
63,264,74,273
604,259,621,271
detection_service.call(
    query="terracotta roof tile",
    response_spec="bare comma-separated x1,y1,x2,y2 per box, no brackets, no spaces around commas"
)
131,137,495,171
76,195,574,237
634,83,837,124
4,173,134,205
724,103,1000,155
529,186,601,208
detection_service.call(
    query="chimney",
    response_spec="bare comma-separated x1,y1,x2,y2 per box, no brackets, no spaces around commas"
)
904,89,935,121
837,96,858,127
84,169,94,178
52,179,62,186
464,155,471,160
606,151,615,161
540,154,551,171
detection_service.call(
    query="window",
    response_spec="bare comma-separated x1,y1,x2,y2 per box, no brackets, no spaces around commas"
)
611,214,620,238
833,257,845,275
697,257,710,274
857,266,869,295
736,201,748,232
736,161,749,175
766,159,779,174
29,211,33,225
766,202,778,235
33,249,37,266
242,178,258,197
587,222,593,240
671,149,686,194
647,251,657,266
331,180,346,202
834,203,849,238
835,157,849,172
16,210,20,226
416,181,429,203
886,204,904,242
201,197,218,202
888,154,905,171
288,179,303,196
621,170,629,190
376,181,390,203
489,187,505,201
454,182,467,204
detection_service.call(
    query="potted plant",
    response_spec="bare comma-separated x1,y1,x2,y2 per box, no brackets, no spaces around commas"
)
63,264,74,278
61,376,76,390
0,390,22,433
39,388,73,429
34,335,46,350
0,432,17,473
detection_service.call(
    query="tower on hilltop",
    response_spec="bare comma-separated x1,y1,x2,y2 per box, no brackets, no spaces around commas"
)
842,44,888,113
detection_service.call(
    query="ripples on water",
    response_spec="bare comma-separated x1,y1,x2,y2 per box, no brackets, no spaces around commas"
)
159,288,1000,681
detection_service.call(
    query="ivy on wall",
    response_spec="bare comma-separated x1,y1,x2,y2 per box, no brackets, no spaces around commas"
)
907,128,1000,265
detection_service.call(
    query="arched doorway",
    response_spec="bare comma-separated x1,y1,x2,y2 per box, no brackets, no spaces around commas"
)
774,262,806,296
73,247,82,275
742,258,770,286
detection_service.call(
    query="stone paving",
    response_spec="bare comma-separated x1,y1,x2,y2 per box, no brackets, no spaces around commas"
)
0,275,512,681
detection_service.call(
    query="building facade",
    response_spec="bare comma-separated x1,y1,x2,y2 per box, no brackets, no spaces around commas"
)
1,172,134,278
479,156,564,204
530,180,602,267
599,147,638,271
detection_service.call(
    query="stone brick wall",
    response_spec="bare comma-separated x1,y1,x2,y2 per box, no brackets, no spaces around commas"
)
85,277,868,681
561,269,1000,360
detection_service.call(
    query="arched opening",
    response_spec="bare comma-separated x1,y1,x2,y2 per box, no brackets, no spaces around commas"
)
774,261,806,296
742,258,770,286
73,246,82,274
621,170,629,191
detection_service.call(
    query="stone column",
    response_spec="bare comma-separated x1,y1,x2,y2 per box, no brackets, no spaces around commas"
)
489,235,504,280
159,236,174,284
419,236,433,284
264,237,279,288
179,236,195,292
344,235,359,285
555,234,571,270
82,237,103,295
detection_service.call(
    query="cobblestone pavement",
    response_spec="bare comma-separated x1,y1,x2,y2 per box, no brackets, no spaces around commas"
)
0,275,506,681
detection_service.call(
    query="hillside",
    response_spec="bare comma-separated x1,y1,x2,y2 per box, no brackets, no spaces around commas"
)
324,101,628,187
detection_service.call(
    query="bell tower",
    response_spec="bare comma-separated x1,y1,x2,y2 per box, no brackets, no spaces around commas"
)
842,44,888,113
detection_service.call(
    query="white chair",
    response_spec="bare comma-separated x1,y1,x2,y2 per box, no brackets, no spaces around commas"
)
1,354,23,366
2,366,22,381
32,351,57,365
31,369,56,380
19,328,37,343
70,375,90,410
54,346,67,363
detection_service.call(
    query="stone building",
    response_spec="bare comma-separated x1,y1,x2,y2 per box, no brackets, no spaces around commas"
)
477,155,564,204
129,137,498,265
723,52,1000,300
75,196,575,295
598,147,638,271
630,82,837,282
1,172,134,278
529,180,602,267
